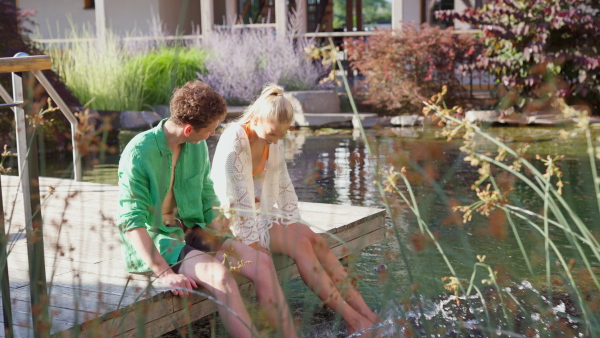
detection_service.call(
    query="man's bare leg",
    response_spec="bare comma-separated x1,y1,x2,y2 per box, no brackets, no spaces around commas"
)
178,250,258,338
217,239,298,338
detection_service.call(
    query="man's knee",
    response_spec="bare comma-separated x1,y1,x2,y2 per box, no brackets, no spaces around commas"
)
187,252,234,284
255,252,275,274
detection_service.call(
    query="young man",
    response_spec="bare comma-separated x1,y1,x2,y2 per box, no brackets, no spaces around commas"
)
117,81,296,337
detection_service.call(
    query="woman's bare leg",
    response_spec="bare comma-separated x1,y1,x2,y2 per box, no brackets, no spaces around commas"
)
268,223,372,334
217,239,297,338
179,250,257,338
286,223,380,324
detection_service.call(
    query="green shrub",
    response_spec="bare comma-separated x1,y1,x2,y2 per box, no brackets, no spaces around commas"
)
51,26,209,112
125,48,208,108
49,27,146,111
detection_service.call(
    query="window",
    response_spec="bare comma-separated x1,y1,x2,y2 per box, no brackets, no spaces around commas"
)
84,0,95,9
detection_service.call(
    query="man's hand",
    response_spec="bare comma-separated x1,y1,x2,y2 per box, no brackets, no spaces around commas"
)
159,270,198,297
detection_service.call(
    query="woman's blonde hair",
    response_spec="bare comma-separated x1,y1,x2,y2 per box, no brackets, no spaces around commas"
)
238,83,294,125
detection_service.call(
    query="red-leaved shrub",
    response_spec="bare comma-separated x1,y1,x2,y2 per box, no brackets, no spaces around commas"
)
345,23,484,115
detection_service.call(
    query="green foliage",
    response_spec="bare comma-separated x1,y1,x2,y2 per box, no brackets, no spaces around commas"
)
50,25,209,111
125,48,208,108
345,23,483,115
333,0,391,29
49,27,146,111
437,0,600,113
1,1,79,151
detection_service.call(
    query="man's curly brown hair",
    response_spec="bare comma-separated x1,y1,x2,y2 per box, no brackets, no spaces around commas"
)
169,81,227,129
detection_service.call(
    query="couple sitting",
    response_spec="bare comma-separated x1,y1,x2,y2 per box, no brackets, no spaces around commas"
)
117,81,379,337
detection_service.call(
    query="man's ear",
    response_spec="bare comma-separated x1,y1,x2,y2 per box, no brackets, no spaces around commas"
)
183,124,193,137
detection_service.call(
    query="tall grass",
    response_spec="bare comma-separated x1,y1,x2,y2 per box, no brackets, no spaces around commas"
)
47,26,147,111
323,36,600,335
125,48,208,108
48,26,208,111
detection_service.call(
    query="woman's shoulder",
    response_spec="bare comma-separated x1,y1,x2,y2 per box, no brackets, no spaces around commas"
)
222,122,246,139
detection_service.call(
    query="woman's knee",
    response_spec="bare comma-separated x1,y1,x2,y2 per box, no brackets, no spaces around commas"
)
308,232,327,249
291,236,313,255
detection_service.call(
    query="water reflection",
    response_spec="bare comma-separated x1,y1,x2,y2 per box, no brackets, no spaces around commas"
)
35,125,600,337
284,132,377,207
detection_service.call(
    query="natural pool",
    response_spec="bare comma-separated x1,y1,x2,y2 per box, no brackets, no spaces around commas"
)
23,124,600,336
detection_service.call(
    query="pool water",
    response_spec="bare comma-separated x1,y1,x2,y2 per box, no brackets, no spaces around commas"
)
19,124,600,336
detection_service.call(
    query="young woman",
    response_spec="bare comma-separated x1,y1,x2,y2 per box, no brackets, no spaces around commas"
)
211,84,379,334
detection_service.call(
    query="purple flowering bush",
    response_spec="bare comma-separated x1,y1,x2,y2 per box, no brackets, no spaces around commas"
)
198,28,325,105
437,0,600,113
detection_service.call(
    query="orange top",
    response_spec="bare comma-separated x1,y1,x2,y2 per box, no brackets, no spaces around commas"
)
244,123,269,177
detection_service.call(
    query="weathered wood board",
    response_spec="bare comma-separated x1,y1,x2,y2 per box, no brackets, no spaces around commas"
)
0,175,385,337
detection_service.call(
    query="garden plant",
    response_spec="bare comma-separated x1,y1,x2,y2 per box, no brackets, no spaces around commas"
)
313,36,600,336
344,23,484,115
436,0,600,114
48,26,208,112
3,3,600,336
197,26,325,105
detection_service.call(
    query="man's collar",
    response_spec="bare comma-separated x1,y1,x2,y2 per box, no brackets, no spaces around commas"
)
154,118,171,156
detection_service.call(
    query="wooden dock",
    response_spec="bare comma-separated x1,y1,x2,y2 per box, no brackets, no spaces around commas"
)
0,175,385,337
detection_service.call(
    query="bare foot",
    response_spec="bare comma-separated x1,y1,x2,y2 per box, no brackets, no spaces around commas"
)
346,315,373,335
362,310,382,325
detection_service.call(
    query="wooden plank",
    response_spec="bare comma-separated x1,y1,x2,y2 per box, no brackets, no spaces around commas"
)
73,291,175,337
0,323,37,338
0,55,51,73
1,175,386,337
66,226,385,336
0,298,97,332
7,255,148,282
115,278,258,337
11,286,117,314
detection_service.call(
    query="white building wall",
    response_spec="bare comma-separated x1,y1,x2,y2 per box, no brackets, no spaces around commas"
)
17,0,163,39
453,0,471,30
18,0,97,39
402,0,420,25
392,0,422,29
104,0,160,36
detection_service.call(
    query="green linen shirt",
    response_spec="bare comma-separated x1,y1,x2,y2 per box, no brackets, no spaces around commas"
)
117,119,219,273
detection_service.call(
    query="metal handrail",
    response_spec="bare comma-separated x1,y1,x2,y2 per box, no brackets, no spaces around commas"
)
0,53,82,181
0,52,56,338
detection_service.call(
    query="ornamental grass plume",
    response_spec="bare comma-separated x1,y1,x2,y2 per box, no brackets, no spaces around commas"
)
418,87,600,335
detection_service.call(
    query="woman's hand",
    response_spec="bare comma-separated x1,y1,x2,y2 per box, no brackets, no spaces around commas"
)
158,270,198,297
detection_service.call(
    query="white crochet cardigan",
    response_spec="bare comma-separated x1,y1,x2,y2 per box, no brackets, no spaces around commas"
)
210,123,302,248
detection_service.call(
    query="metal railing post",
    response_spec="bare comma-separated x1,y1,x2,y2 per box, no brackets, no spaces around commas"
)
31,70,82,181
1,58,82,181
0,176,14,338
12,54,51,338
